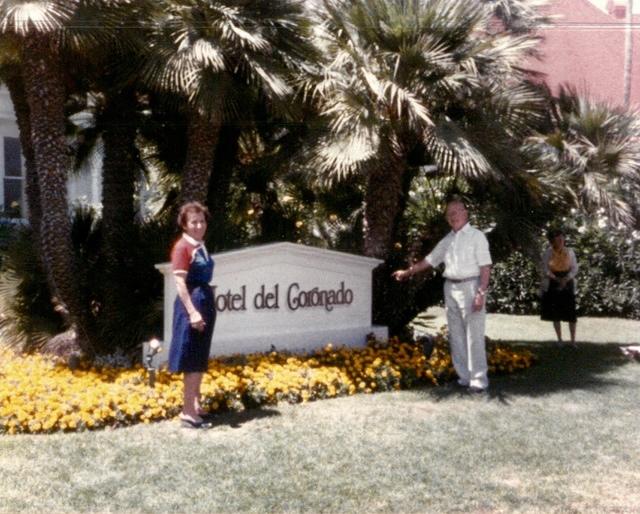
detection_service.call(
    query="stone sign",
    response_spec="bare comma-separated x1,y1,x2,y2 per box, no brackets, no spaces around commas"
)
150,242,388,365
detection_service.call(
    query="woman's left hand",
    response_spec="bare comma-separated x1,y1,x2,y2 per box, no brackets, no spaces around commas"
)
189,311,205,332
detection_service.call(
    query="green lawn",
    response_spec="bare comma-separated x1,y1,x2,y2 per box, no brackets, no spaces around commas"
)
415,306,640,344
1,313,639,513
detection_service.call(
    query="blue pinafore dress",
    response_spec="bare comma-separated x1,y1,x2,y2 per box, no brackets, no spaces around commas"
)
168,247,216,373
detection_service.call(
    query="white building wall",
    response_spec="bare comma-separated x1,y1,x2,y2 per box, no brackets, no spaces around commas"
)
67,139,103,213
0,85,102,220
0,86,24,217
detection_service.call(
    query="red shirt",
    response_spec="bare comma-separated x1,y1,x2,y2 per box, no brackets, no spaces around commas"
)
170,234,204,275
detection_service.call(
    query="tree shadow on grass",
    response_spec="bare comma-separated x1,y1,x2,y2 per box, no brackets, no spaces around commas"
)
427,341,637,405
201,407,281,429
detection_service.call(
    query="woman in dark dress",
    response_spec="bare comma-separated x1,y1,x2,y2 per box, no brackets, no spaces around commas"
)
168,202,216,428
540,228,578,346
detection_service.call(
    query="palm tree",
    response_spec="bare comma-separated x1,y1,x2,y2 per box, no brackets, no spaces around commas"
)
526,86,640,228
308,0,545,259
55,0,172,353
85,23,154,351
0,2,91,352
303,0,550,333
0,0,144,355
144,0,316,207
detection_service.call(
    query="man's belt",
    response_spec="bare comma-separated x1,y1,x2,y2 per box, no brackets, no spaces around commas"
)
446,276,479,283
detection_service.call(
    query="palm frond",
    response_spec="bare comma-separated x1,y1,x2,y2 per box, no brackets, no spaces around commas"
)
480,0,549,34
143,0,313,120
313,129,378,182
425,119,495,179
527,89,640,227
474,34,540,77
0,0,76,36
311,0,543,186
246,61,292,99
224,19,270,52
483,82,546,138
190,38,225,69
393,83,433,126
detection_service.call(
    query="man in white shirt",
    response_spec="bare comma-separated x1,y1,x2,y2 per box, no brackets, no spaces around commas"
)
393,198,492,392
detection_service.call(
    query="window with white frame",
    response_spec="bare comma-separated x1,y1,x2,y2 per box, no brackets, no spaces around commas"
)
2,136,24,218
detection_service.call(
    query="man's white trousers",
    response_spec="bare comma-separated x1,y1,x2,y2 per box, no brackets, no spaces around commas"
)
444,280,489,389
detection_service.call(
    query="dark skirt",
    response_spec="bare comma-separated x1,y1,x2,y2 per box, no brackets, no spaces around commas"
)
168,285,216,373
541,271,577,323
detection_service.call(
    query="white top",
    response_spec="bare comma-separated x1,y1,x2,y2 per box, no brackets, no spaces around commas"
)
182,232,206,249
425,223,492,279
540,246,578,292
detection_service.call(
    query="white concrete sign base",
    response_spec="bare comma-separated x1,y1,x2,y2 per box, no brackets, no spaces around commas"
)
150,242,388,366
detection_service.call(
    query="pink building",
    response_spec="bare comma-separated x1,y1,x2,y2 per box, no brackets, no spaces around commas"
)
528,0,640,106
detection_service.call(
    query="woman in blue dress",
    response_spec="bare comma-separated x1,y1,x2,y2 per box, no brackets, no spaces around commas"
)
168,201,216,428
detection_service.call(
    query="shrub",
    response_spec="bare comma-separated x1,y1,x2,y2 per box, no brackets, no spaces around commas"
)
0,226,65,350
487,252,541,315
0,209,169,354
575,227,640,318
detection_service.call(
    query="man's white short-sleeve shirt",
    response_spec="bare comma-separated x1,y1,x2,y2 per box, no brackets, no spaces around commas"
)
425,223,492,279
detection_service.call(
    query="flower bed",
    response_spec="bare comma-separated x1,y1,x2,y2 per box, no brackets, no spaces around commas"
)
0,334,534,435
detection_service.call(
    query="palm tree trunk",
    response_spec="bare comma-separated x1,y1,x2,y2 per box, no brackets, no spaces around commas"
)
369,169,445,335
99,88,138,350
363,138,445,335
207,124,240,250
179,76,229,207
178,109,221,206
363,142,416,334
362,148,405,259
21,34,96,355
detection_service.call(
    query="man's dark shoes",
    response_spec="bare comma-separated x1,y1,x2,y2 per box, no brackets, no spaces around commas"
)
452,379,469,390
468,386,487,395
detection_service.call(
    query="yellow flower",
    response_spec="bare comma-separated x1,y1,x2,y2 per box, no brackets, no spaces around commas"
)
0,336,532,434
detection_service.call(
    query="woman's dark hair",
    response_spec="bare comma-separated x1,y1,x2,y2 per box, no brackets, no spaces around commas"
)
177,201,210,229
546,228,564,241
